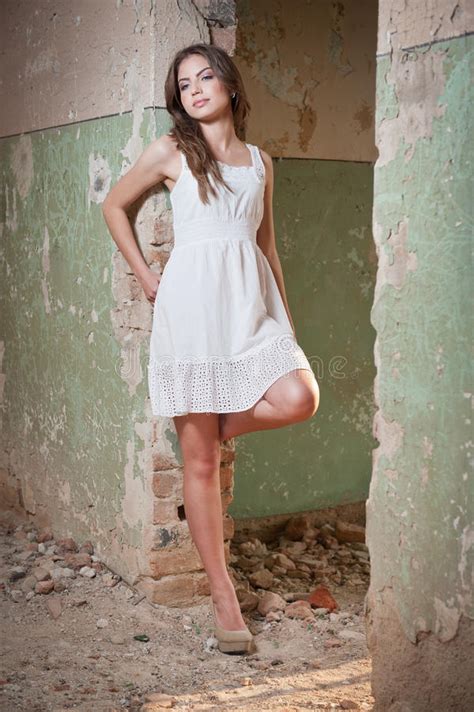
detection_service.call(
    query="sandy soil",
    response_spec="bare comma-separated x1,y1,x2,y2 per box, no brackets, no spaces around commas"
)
0,518,374,712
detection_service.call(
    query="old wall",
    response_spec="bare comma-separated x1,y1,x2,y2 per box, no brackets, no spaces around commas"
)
366,1,474,708
0,0,234,599
230,0,378,517
0,0,379,540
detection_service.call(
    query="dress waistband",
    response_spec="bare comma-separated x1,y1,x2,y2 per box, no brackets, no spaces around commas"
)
172,219,258,248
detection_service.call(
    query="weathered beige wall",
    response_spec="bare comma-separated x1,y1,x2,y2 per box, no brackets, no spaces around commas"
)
0,0,219,138
235,0,377,161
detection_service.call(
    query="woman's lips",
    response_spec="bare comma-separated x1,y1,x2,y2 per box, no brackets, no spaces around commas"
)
193,99,209,107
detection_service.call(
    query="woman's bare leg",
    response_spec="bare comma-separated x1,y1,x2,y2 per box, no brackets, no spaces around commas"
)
219,369,320,441
173,412,247,630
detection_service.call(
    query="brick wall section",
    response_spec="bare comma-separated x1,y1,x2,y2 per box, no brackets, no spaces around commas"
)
0,0,241,607
137,438,236,606
132,2,239,608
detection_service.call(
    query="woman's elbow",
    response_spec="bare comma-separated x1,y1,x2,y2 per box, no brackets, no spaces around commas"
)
102,195,113,213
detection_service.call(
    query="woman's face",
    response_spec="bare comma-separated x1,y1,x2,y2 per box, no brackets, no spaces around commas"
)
177,54,231,120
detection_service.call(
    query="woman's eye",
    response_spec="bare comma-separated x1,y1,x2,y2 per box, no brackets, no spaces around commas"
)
180,75,213,91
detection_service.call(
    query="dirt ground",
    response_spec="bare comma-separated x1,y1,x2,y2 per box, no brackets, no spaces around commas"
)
0,516,375,712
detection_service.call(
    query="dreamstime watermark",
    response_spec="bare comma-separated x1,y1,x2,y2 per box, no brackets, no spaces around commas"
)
113,334,350,383
306,354,348,380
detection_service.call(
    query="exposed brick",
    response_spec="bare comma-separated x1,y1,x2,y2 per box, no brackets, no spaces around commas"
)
223,513,234,540
150,513,232,551
150,525,180,550
220,443,236,464
151,449,179,472
149,549,203,578
136,571,210,606
195,573,211,597
152,499,180,525
152,469,181,498
219,463,234,490
149,532,203,577
221,490,234,509
147,520,192,551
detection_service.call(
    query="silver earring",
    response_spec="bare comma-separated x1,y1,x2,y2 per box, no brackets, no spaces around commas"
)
231,92,236,99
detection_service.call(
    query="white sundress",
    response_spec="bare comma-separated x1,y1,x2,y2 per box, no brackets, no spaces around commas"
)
147,142,314,417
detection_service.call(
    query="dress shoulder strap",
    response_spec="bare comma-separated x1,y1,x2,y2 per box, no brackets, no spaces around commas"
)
248,143,265,183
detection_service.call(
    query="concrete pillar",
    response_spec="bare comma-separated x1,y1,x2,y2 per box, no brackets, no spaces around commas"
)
366,1,473,708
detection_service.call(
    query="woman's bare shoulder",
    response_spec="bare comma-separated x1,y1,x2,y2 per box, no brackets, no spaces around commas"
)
144,134,180,174
258,147,273,168
151,133,179,154
102,134,181,209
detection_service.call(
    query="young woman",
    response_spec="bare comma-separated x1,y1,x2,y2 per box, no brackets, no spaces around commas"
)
102,43,320,654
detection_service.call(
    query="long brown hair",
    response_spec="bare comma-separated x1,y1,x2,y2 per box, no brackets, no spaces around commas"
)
164,43,251,205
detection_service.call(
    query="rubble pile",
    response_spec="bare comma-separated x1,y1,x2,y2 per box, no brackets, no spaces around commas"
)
2,514,369,623
229,514,369,621
2,526,122,610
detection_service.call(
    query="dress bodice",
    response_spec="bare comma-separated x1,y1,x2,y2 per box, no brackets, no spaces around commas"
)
148,140,315,418
169,143,266,248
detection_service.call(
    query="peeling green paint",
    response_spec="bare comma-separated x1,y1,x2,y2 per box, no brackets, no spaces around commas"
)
367,35,473,642
0,109,169,575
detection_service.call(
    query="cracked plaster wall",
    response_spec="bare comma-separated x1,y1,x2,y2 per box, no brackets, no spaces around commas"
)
0,0,225,589
0,0,379,544
366,1,473,708
229,0,378,516
235,0,377,161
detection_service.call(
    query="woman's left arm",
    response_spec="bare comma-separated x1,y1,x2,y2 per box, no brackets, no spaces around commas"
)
256,149,296,337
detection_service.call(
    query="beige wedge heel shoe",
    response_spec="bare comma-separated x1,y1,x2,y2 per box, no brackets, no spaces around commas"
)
211,599,253,654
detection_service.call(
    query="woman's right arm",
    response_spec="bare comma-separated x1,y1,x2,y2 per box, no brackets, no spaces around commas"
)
102,135,175,304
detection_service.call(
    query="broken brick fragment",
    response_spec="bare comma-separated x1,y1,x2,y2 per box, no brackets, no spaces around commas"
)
307,584,338,611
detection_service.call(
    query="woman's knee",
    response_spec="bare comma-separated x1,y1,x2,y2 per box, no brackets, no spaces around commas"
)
174,413,221,476
286,379,320,421
183,449,221,480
